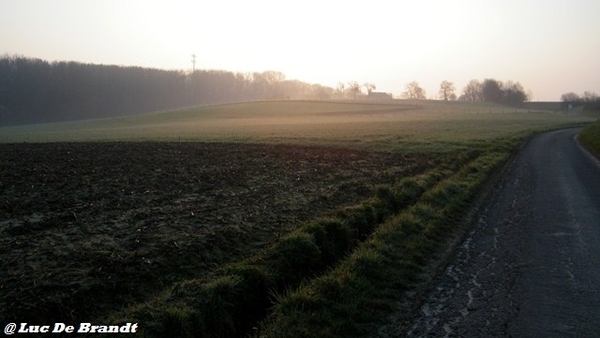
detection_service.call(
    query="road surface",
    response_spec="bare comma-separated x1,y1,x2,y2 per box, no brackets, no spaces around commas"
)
380,128,600,337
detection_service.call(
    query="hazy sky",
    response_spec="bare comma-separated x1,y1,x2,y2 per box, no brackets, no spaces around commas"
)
2,0,599,101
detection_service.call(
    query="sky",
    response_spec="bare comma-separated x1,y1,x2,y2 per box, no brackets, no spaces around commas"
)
1,0,599,101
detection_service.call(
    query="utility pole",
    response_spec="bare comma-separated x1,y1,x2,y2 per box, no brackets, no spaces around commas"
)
191,54,196,73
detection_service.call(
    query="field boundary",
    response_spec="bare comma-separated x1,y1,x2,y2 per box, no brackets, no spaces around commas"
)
375,133,532,337
260,150,513,337
577,121,600,161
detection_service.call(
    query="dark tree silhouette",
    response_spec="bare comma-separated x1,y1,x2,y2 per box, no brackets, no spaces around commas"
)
502,81,528,106
461,78,528,106
561,91,600,111
0,56,334,125
481,79,504,103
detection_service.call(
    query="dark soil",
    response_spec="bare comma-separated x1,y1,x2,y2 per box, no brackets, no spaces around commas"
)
0,142,434,323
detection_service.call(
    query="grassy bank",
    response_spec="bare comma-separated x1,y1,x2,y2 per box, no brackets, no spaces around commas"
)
579,120,600,157
261,151,510,337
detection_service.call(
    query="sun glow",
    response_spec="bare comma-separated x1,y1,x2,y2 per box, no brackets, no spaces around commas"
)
2,0,599,100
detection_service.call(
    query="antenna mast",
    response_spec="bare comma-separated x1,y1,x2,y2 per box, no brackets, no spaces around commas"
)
191,54,196,73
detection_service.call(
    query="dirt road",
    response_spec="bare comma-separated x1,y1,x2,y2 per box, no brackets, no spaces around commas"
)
381,128,600,337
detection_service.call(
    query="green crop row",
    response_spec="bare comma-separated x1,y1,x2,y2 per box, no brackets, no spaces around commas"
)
261,151,509,337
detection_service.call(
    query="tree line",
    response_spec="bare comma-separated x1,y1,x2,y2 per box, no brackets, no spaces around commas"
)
0,55,333,125
6,55,587,126
401,78,530,105
560,91,600,111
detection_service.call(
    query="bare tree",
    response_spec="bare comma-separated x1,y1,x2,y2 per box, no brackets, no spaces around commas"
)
260,70,286,85
582,91,599,102
402,81,426,100
438,80,456,101
336,82,346,99
462,79,483,101
347,81,361,99
561,91,600,111
582,91,600,110
363,82,376,95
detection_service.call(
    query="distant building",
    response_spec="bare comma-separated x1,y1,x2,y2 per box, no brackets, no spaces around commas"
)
368,91,393,100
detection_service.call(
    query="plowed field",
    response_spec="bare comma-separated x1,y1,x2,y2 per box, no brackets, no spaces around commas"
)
0,142,435,323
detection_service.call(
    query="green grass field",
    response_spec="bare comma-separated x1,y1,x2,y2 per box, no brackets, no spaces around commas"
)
579,120,600,157
0,100,592,152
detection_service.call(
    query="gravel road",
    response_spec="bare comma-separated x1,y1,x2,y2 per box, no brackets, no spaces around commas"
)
380,128,600,337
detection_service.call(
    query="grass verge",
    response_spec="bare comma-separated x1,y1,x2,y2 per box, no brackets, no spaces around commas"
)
579,120,600,158
261,151,510,337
